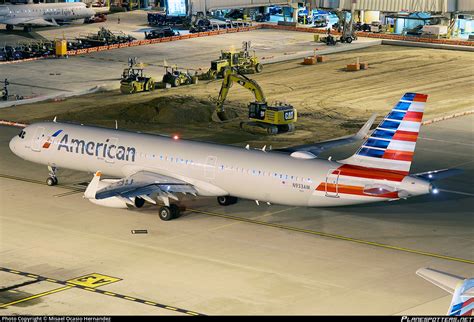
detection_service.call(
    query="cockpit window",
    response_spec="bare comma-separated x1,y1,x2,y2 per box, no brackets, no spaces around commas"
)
18,130,26,139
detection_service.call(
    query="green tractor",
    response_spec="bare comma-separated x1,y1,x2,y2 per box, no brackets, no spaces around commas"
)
201,41,263,80
162,66,195,87
120,58,155,94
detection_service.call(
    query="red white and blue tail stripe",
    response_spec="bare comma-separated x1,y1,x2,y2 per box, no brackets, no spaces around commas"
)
340,93,427,174
449,279,474,316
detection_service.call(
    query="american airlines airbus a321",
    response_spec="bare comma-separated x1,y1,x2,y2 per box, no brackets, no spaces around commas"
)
9,93,455,221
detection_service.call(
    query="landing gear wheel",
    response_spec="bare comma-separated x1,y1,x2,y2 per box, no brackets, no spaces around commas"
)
158,206,173,221
23,26,32,33
170,204,181,219
255,63,263,73
346,37,353,44
217,196,238,206
46,177,57,186
6,25,13,32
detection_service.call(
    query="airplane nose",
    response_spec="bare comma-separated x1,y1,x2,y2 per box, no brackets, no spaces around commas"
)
9,136,17,154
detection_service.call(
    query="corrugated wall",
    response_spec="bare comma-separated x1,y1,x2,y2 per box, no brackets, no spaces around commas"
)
190,0,474,13
190,0,290,12
458,0,474,12
338,0,448,12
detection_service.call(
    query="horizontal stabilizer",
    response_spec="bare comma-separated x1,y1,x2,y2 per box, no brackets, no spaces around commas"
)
414,168,463,181
416,267,464,294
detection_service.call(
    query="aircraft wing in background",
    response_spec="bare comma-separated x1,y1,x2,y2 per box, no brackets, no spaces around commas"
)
274,114,377,158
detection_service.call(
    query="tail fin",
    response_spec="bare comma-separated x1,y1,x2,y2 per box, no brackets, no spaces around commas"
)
340,93,428,174
417,268,474,316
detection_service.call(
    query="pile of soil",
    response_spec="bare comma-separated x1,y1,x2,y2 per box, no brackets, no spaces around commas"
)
57,95,241,125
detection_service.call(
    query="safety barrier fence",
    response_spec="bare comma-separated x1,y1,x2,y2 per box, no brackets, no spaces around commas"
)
1,23,472,65
259,23,474,47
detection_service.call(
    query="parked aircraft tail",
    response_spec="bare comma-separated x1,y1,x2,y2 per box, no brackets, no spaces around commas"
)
417,268,474,316
340,93,428,174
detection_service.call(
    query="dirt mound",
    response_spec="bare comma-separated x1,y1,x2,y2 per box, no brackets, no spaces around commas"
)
119,95,215,124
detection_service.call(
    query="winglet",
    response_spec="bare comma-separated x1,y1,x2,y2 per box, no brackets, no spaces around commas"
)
354,113,377,140
84,171,102,199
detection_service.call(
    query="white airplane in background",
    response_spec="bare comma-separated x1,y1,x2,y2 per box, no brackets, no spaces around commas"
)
9,93,459,221
417,268,474,316
0,2,95,32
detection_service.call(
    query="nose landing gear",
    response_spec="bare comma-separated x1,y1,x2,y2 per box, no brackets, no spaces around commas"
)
46,166,58,186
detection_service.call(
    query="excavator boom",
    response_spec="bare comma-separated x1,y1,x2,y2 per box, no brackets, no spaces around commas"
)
215,68,266,120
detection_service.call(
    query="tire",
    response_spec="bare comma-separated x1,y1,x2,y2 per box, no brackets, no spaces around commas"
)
134,197,145,208
46,177,56,186
6,25,14,32
148,80,155,91
158,206,173,221
53,177,59,185
255,63,263,73
217,196,238,206
267,126,278,135
172,77,180,87
170,204,180,219
346,37,353,44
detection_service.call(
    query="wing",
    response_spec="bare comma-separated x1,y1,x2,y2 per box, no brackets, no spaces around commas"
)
416,267,465,294
413,168,463,181
274,114,377,157
2,17,58,27
95,171,197,204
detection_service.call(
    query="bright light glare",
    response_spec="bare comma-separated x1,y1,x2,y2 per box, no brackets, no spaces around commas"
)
432,188,439,194
173,135,179,140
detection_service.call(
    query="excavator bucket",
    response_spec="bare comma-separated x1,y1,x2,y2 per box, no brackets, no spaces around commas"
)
212,110,229,122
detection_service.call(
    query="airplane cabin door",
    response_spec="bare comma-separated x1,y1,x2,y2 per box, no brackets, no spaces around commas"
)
205,156,217,180
325,169,340,198
31,126,45,152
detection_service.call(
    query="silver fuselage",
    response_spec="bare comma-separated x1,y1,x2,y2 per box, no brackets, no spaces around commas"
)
0,3,95,25
9,122,431,207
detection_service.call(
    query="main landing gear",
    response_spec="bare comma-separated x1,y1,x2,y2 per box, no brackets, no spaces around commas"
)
158,204,181,221
46,166,58,186
217,196,238,206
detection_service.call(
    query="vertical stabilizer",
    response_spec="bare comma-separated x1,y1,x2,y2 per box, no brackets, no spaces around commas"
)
340,93,428,174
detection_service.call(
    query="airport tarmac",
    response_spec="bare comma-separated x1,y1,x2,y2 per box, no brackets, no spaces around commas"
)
0,114,472,315
0,27,379,102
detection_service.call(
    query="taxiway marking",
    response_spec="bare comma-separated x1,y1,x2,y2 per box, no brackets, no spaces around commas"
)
0,267,204,315
189,208,474,265
0,285,73,308
67,273,121,288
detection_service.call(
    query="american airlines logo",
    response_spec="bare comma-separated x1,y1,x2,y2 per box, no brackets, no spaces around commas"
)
56,133,136,162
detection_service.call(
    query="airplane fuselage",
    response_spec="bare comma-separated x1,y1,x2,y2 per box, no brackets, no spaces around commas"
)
9,122,431,207
0,3,95,28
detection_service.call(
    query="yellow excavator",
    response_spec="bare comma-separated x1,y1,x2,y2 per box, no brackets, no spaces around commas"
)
215,68,296,134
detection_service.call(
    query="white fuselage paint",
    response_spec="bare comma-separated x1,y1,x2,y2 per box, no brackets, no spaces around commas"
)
9,122,431,207
0,3,95,25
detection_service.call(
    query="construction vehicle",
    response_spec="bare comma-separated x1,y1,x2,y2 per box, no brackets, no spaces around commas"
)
201,41,263,80
214,68,296,134
120,58,155,94
162,66,195,87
